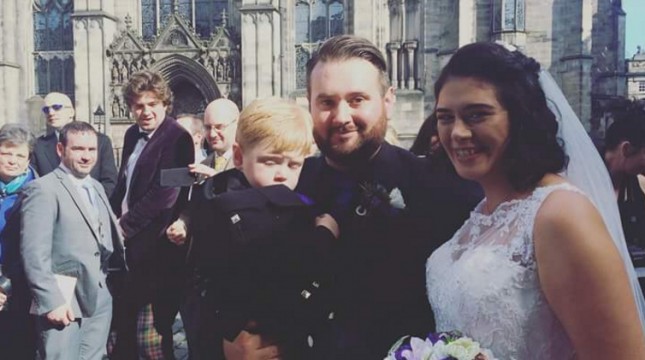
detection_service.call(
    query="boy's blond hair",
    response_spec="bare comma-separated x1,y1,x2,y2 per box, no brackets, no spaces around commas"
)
236,97,313,155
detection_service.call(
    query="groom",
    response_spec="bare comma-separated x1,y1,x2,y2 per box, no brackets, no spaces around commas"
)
224,35,480,360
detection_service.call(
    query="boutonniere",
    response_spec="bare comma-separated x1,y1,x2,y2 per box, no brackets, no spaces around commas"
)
388,187,406,210
355,182,406,217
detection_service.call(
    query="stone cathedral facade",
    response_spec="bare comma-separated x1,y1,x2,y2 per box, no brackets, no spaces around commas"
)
0,0,629,149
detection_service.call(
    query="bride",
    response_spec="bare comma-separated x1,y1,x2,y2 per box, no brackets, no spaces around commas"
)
425,42,645,359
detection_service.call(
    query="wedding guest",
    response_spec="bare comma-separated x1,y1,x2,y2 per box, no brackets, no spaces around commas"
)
194,99,240,179
409,114,440,157
167,100,238,359
32,92,118,196
603,107,645,271
227,35,480,360
0,124,38,359
177,113,208,163
166,99,241,245
21,121,125,360
426,41,645,359
110,70,194,359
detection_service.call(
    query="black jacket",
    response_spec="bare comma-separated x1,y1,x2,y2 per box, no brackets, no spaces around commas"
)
295,142,481,359
188,169,335,356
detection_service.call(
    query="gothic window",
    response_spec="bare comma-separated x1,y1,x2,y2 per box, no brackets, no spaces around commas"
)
141,0,157,39
141,0,228,40
492,0,525,33
295,0,345,89
33,0,75,101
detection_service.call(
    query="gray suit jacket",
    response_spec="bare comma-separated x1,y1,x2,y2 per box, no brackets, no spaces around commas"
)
20,167,125,318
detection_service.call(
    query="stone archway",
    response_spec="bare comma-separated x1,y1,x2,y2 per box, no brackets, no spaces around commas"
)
151,54,221,116
171,79,207,115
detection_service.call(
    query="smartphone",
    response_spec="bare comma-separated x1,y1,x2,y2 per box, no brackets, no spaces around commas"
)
160,167,195,187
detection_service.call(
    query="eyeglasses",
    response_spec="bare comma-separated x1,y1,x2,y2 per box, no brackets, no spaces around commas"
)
42,104,67,114
205,119,237,132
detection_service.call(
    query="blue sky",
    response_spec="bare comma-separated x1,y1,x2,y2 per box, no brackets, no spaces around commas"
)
624,0,645,58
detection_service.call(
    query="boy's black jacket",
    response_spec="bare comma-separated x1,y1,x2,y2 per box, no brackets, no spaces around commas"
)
187,169,335,345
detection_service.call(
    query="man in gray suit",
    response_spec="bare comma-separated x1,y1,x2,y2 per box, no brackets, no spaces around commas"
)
20,121,125,360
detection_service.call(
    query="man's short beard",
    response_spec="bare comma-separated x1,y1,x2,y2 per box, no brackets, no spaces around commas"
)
315,114,387,168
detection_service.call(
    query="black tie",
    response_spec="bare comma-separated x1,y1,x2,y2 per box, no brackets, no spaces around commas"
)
138,132,150,141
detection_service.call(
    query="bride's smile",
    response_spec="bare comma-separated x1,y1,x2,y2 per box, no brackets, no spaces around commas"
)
435,77,510,187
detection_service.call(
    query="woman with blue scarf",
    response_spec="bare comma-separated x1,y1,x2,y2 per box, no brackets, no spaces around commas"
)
0,123,37,359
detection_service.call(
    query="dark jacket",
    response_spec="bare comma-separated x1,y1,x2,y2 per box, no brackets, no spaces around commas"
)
188,169,335,358
295,142,481,359
110,117,194,297
0,166,36,265
0,167,37,360
618,175,645,267
31,131,118,197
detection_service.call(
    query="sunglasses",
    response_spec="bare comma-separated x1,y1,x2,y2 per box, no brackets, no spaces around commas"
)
42,104,66,114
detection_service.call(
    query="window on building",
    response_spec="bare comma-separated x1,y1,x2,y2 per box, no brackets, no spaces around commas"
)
33,0,75,101
294,0,345,89
141,0,228,40
640,81,645,93
492,0,525,33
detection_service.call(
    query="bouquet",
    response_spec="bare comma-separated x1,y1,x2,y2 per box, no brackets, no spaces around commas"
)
384,331,496,360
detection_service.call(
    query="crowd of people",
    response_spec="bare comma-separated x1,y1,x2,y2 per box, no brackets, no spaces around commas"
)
0,34,644,360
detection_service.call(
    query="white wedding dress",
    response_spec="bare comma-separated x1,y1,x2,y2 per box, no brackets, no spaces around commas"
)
426,183,576,360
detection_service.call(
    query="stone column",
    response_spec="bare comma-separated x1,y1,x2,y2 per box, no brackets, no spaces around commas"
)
458,0,475,46
403,40,417,90
387,41,401,89
354,0,390,50
72,0,118,132
240,0,281,106
0,0,34,127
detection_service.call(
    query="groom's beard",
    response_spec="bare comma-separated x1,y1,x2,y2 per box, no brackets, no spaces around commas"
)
315,112,387,169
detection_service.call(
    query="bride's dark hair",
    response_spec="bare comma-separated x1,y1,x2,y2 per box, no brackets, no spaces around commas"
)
433,42,567,191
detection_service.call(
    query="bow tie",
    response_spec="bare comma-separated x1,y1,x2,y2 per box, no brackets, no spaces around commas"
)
138,132,150,141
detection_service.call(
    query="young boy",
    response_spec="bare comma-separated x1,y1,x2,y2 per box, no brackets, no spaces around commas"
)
181,97,338,359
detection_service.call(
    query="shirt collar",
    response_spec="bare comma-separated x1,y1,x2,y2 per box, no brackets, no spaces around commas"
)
59,163,92,187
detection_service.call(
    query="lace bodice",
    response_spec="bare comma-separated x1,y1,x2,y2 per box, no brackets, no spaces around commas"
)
426,183,577,360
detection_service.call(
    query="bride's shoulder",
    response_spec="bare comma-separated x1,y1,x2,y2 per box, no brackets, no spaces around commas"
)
536,173,567,187
533,176,605,246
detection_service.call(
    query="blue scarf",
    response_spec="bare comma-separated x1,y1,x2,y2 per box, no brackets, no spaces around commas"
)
0,169,35,263
0,171,30,197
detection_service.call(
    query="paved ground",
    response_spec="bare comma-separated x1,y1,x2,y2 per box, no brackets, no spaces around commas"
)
172,314,189,360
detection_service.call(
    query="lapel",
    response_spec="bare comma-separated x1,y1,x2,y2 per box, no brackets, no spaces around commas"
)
117,129,138,182
53,168,101,244
43,133,60,170
224,156,235,171
94,181,125,252
129,116,173,190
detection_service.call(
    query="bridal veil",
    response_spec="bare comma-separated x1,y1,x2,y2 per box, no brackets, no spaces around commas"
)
539,70,645,328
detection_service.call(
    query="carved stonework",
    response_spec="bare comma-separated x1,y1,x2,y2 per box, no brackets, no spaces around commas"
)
106,10,242,120
388,0,399,15
167,30,189,47
75,18,87,30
